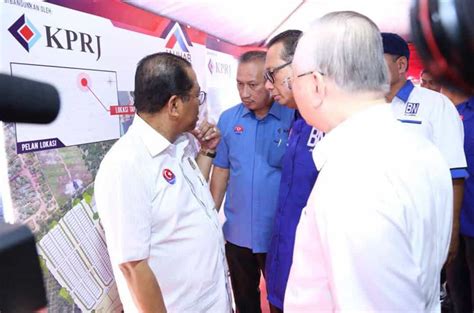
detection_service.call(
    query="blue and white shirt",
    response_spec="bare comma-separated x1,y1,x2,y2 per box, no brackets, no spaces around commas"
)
213,102,294,252
391,80,467,178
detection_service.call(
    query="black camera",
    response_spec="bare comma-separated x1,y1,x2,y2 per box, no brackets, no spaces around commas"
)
411,0,474,91
0,223,47,312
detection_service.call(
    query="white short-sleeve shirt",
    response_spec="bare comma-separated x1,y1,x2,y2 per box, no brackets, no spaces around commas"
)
285,105,452,312
94,115,231,313
391,81,467,178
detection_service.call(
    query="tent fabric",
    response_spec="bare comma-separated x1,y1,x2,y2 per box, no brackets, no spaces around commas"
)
128,0,412,46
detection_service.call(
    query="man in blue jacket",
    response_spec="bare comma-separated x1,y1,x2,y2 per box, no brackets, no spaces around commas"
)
263,30,323,312
442,85,474,313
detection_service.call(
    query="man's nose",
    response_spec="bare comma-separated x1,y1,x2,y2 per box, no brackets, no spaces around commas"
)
265,79,274,91
241,85,252,98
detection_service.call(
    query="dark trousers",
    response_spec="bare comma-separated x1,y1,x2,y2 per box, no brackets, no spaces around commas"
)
225,242,282,313
446,235,474,313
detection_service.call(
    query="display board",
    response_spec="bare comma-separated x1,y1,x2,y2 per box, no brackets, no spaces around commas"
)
1,1,249,311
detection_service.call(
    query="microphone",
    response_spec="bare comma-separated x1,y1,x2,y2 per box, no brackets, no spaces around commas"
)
0,223,47,312
0,74,60,124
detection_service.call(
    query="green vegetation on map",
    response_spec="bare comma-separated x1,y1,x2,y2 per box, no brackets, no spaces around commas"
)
59,287,73,304
48,220,58,230
72,198,81,206
93,212,99,220
83,192,92,205
38,255,48,274
79,141,115,177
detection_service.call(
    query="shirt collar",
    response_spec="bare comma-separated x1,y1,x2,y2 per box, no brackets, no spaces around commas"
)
132,114,171,158
241,101,282,120
313,104,390,171
395,80,415,103
295,110,302,121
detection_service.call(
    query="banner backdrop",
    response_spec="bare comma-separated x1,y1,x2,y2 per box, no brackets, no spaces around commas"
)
1,1,252,311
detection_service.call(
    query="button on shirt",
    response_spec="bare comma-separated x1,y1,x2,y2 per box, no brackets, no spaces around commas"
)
285,105,452,312
213,102,294,252
95,115,231,313
391,80,467,178
458,97,474,237
266,113,322,309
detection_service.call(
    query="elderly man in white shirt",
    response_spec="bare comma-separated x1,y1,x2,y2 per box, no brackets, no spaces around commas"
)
94,52,231,313
285,11,453,312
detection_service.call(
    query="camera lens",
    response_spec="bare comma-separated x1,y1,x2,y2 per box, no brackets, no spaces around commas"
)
410,0,474,91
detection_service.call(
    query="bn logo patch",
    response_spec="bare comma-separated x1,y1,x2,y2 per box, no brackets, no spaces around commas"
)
404,102,420,116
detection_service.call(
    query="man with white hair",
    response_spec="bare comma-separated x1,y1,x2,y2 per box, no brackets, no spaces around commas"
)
285,11,453,312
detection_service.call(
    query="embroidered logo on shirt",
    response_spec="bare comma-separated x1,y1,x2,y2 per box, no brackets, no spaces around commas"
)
307,127,324,149
234,125,244,134
404,102,420,116
162,168,176,185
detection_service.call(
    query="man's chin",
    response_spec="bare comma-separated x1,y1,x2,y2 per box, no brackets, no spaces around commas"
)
186,120,198,133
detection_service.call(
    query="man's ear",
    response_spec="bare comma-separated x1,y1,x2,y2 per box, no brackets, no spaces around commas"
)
314,71,326,99
167,95,180,118
397,56,408,74
307,71,325,111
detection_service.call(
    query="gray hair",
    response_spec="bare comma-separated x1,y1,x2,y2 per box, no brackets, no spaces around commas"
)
295,11,389,94
238,50,266,64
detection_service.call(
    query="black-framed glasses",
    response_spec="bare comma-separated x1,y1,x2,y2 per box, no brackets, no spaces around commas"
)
264,61,292,84
297,71,314,78
296,71,325,78
198,90,207,105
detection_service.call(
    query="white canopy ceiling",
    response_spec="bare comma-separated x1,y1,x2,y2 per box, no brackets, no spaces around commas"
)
126,0,412,46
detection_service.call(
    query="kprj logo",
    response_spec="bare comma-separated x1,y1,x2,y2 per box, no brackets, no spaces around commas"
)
208,58,215,74
163,22,192,62
8,14,41,52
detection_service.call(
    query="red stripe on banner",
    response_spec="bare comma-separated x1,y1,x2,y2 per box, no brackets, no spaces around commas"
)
185,27,207,45
109,106,135,115
407,43,424,82
46,0,207,43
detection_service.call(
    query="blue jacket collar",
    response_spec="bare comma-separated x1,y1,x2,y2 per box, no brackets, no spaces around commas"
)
395,80,415,103
466,96,474,109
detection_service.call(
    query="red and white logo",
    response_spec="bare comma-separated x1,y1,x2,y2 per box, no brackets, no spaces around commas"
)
234,125,244,134
162,168,176,185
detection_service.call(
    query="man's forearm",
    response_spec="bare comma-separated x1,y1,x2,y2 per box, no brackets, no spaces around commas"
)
119,260,166,313
196,150,215,181
446,178,465,264
452,179,464,235
210,167,229,211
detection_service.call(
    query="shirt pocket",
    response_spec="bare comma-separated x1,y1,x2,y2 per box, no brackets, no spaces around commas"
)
268,127,289,168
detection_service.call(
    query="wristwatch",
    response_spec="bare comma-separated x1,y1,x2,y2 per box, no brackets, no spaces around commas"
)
200,149,217,158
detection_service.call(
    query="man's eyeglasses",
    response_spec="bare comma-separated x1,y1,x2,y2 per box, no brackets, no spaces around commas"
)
296,71,325,78
264,61,292,84
297,71,313,78
183,90,207,105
